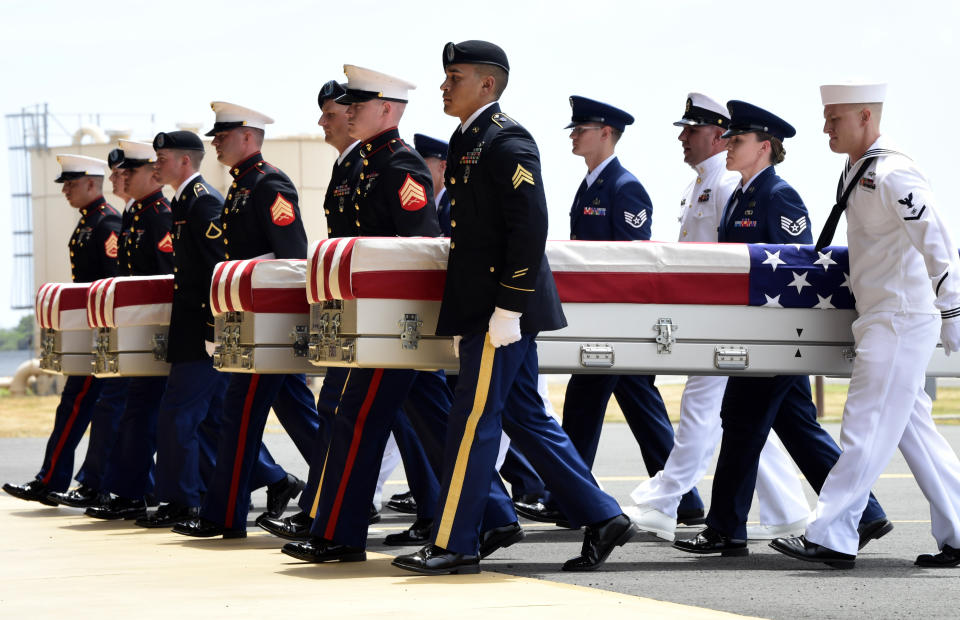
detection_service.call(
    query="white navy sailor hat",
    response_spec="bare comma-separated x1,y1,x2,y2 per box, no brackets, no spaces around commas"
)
820,82,887,105
55,154,107,183
117,140,156,169
205,101,275,136
336,65,416,104
674,92,730,128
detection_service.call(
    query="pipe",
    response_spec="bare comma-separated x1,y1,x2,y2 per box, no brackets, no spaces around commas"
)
71,124,109,146
9,358,42,395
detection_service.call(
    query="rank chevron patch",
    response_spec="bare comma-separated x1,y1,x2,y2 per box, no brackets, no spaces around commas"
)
157,232,174,253
398,174,427,211
512,164,534,189
780,215,807,236
624,210,648,229
270,193,296,226
104,231,118,258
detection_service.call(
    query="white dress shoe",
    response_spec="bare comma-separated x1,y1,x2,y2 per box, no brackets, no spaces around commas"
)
746,517,808,540
623,504,676,541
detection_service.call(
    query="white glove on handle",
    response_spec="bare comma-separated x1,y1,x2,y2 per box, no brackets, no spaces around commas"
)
452,335,462,358
941,320,960,356
205,340,217,357
488,307,522,348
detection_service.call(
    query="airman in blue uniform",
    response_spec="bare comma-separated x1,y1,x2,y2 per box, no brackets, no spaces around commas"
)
414,133,452,235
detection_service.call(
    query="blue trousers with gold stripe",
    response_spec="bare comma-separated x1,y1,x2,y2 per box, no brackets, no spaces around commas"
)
200,373,319,530
432,333,622,555
101,376,167,499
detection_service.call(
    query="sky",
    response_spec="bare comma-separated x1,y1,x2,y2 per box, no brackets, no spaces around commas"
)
0,0,957,327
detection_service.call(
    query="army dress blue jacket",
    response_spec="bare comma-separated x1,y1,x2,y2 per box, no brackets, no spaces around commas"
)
119,190,174,276
69,195,120,283
718,166,812,244
570,157,652,241
436,187,452,236
436,103,566,337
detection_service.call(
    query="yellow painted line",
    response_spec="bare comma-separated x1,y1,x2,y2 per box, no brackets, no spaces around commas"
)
0,496,757,619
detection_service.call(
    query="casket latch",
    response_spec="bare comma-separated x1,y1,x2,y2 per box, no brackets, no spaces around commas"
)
654,318,678,354
580,344,615,368
714,346,749,370
841,347,856,363
291,325,309,357
398,314,423,350
152,332,168,361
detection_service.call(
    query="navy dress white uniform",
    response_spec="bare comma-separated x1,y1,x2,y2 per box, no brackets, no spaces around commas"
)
777,83,960,566
628,93,810,541
177,101,320,536
2,156,119,504
674,102,887,554
394,42,632,575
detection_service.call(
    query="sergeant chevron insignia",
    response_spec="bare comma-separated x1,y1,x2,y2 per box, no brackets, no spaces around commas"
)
398,174,427,211
104,231,118,258
157,232,174,253
205,222,223,239
512,164,534,189
270,193,296,226
624,210,648,228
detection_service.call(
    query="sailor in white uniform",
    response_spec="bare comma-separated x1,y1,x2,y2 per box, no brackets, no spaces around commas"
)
627,93,810,542
771,82,960,568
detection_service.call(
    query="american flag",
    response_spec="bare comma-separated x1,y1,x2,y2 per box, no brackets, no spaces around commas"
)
747,244,854,310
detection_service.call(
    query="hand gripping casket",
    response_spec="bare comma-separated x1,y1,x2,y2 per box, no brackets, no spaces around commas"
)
86,276,173,377
304,237,960,377
36,282,95,375
209,259,314,373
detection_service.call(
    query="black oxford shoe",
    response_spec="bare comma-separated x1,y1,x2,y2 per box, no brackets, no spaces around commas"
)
563,513,637,571
265,474,305,518
369,503,381,524
769,535,856,569
673,526,749,557
256,510,313,541
384,518,434,546
479,521,525,559
915,544,960,568
281,537,366,563
85,496,147,520
134,503,198,528
48,484,107,508
677,507,707,526
857,518,893,550
3,480,57,506
513,497,564,523
386,490,418,514
392,544,480,575
172,517,246,539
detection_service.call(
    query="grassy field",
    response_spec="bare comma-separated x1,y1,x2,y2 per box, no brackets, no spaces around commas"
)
3,380,959,438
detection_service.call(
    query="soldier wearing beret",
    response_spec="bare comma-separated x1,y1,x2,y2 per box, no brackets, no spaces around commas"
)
392,40,635,576
173,101,320,539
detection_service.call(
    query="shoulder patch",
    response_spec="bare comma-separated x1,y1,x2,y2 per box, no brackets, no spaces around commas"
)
624,210,648,229
512,164,535,189
398,174,428,211
269,193,296,226
193,183,209,197
205,222,223,239
104,231,118,258
157,232,174,253
780,215,808,236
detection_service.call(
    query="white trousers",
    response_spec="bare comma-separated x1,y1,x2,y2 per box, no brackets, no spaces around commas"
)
373,432,401,509
630,374,810,524
805,312,960,555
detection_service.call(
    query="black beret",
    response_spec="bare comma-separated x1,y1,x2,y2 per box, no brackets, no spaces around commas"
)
153,130,204,151
442,40,509,73
107,148,125,170
318,80,347,108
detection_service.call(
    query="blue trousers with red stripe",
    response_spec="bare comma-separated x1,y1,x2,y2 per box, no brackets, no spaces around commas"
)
101,376,167,499
36,375,105,491
74,377,129,491
309,368,515,549
299,367,348,514
432,333,622,555
200,373,319,530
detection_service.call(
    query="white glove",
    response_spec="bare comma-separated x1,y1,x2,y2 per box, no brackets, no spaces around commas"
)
941,320,960,356
205,340,217,357
488,307,522,348
452,335,462,358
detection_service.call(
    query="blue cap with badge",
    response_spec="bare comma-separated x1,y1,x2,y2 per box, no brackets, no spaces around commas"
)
413,134,448,160
722,100,796,140
442,40,509,73
565,96,634,132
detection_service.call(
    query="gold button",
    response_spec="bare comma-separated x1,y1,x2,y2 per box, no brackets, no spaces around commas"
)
70,263,75,268
355,220,360,226
224,239,228,245
70,251,74,257
327,227,332,234
390,139,396,143
173,267,178,272
174,284,178,290
201,303,206,308
359,173,364,180
489,266,495,272
363,159,368,166
233,168,239,174
80,219,86,224
450,177,456,184
682,231,688,237
231,182,237,188
126,251,131,256
450,242,455,249
223,223,227,229
228,193,233,199
451,220,456,228
134,215,139,221
450,199,455,206
225,252,230,259
354,204,359,210
324,209,330,215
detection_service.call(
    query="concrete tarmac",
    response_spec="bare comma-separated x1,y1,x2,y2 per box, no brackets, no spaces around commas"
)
2,423,959,618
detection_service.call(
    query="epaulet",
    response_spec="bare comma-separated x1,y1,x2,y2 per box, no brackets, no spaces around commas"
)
490,111,518,128
193,182,209,198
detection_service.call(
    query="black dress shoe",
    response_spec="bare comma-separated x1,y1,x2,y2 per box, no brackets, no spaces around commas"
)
265,474,305,518
85,496,147,520
172,517,246,539
281,537,366,563
384,518,434,546
386,490,418,514
563,513,637,571
915,544,960,568
3,480,57,506
48,484,108,508
392,544,480,575
857,518,893,550
677,507,707,526
134,503,198,528
369,504,381,524
256,510,313,541
769,535,856,569
479,521,524,559
673,526,748,557
514,498,563,523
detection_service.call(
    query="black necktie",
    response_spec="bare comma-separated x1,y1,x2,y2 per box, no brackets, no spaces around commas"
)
814,157,877,251
723,187,743,230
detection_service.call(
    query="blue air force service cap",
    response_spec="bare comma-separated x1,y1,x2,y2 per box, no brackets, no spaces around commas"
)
413,134,448,160
565,96,634,132
442,40,509,73
107,148,125,170
318,80,347,108
336,65,416,104
722,100,796,141
673,92,729,128
55,154,107,183
116,140,156,169
153,130,204,151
